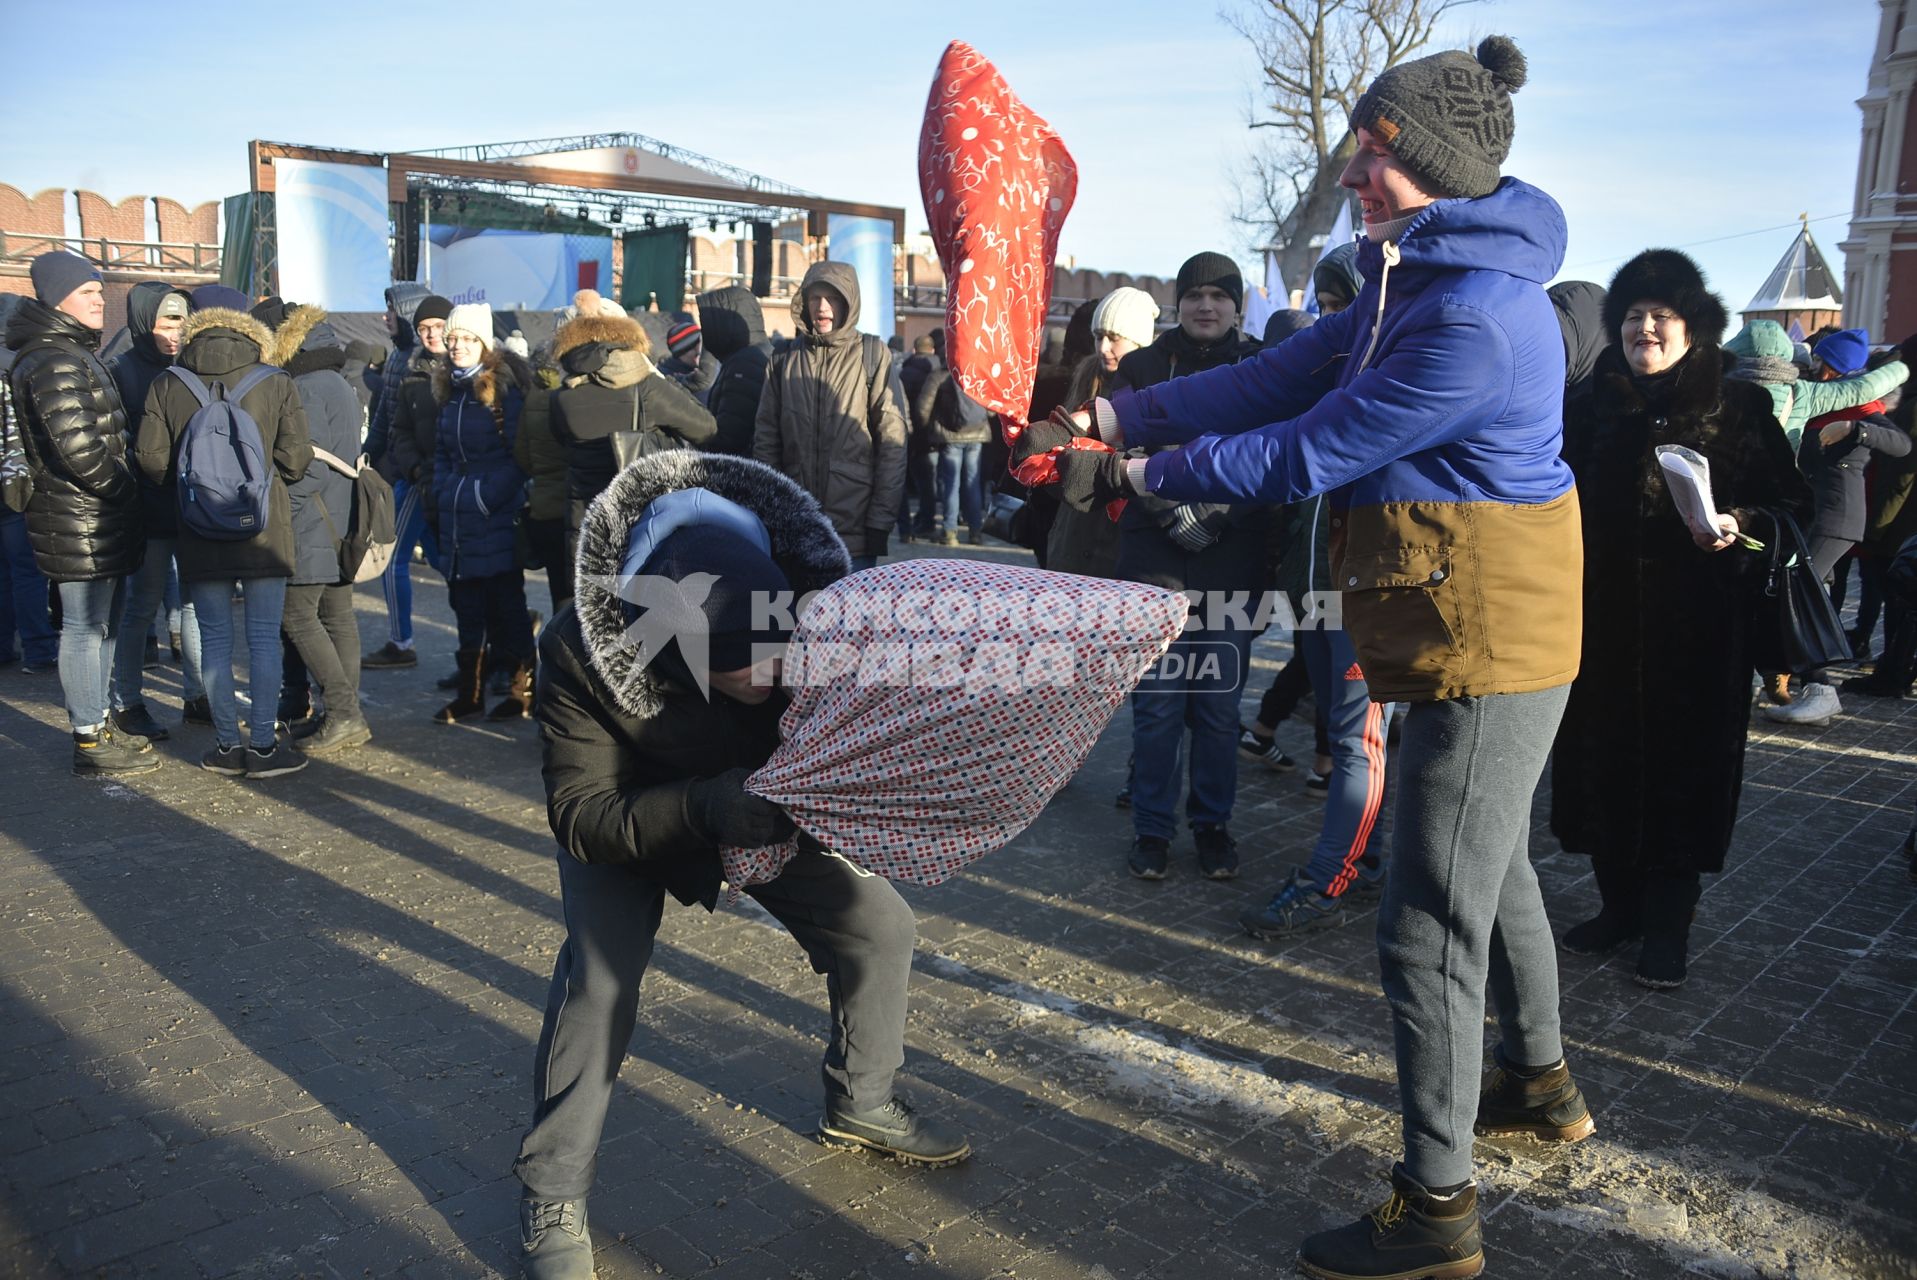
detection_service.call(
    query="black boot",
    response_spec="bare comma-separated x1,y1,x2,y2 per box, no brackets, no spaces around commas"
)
434,648,486,723
1298,1164,1483,1280
1635,872,1701,990
1474,1047,1596,1142
1560,860,1639,955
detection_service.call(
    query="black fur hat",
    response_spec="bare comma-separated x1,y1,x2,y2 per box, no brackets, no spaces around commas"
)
1604,249,1728,350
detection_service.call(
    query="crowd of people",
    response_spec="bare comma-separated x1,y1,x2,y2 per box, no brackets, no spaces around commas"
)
3,31,1914,1280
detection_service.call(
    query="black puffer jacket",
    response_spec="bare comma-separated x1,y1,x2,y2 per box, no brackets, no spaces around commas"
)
133,308,314,583
5,298,143,583
539,451,849,909
549,314,717,533
696,286,773,456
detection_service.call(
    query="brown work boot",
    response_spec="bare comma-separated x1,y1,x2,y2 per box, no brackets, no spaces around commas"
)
1473,1048,1596,1142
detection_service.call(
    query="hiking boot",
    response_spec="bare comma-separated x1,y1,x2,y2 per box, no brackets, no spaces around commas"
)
1760,682,1840,728
518,1195,592,1280
363,641,418,669
72,729,161,778
305,712,372,756
181,695,213,725
1127,835,1170,880
111,703,170,743
1346,855,1387,901
818,1096,970,1167
1473,1048,1597,1142
1237,726,1296,770
436,648,486,723
1298,1165,1483,1280
1241,870,1344,939
1767,672,1793,705
1194,823,1239,880
245,739,308,779
1559,910,1640,956
201,743,248,776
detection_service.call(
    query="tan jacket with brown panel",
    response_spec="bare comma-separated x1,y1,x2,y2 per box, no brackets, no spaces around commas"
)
751,261,906,556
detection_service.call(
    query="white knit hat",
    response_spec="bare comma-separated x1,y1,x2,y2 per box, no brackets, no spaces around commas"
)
1093,287,1159,350
445,302,494,352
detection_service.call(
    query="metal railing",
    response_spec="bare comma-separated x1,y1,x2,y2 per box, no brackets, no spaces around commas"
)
0,230,222,275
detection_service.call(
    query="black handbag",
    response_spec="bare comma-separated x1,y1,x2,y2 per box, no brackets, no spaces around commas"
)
1761,511,1851,671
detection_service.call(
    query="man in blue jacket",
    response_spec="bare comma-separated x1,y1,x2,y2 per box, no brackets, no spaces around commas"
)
1031,37,1592,1279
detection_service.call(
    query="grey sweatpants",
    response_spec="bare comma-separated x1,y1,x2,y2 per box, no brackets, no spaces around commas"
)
513,847,916,1199
1378,686,1570,1188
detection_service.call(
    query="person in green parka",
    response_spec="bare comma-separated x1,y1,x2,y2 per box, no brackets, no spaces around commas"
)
1725,318,1909,448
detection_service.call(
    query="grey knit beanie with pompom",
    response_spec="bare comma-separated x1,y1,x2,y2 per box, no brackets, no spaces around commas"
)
1350,36,1527,200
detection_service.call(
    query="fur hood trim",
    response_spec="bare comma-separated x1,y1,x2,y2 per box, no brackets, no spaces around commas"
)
553,314,651,361
270,304,327,368
181,307,275,359
574,452,850,720
431,345,533,408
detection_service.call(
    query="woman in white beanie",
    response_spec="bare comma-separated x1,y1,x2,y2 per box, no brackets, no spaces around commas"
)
1044,288,1161,576
430,302,538,722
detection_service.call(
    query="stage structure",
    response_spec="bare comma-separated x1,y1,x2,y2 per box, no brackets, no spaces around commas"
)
229,134,906,333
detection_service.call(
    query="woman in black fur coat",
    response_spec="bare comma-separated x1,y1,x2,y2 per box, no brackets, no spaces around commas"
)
1551,249,1811,990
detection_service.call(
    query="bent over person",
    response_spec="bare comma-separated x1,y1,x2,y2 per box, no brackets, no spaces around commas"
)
1029,37,1591,1280
512,452,967,1279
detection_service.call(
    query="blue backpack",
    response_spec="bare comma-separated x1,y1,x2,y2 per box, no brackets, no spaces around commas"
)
172,367,277,540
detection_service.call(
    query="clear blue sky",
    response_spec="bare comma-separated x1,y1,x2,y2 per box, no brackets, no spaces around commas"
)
0,0,1879,313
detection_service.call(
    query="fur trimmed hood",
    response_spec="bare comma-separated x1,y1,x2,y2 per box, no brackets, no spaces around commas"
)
431,345,533,408
553,313,651,361
270,304,327,368
181,307,274,360
573,452,850,720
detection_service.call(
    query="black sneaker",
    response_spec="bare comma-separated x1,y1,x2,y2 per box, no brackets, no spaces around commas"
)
181,695,213,725
1237,727,1297,771
1194,824,1239,880
362,641,418,669
818,1096,970,1167
1241,870,1344,939
1841,672,1911,699
244,740,307,779
200,743,248,776
72,729,162,778
1559,909,1639,957
1128,835,1170,880
1305,767,1331,797
518,1195,592,1280
1114,784,1132,810
288,712,325,741
110,703,170,743
1346,855,1386,901
1473,1048,1597,1142
1298,1165,1483,1280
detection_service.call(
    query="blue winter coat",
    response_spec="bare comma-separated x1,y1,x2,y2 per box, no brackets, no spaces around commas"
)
1112,178,1582,702
430,352,528,580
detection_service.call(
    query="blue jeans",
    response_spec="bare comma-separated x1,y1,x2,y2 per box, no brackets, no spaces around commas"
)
1380,686,1570,1187
382,479,441,646
1299,628,1389,895
1128,620,1255,841
56,578,125,733
112,537,203,709
937,443,982,536
188,576,288,749
0,509,56,666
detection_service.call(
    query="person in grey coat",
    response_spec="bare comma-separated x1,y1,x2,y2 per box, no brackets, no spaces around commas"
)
276,308,372,755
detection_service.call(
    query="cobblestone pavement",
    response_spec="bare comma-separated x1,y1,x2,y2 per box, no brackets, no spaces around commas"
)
2,544,1914,1280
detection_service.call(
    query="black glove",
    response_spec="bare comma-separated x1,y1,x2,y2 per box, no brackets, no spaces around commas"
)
1010,413,1075,464
685,767,796,848
1053,448,1134,513
864,527,889,559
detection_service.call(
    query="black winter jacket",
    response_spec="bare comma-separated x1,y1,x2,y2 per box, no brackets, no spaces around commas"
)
108,282,193,539
1800,406,1912,543
133,308,314,583
696,286,772,457
538,451,850,909
6,298,143,583
1110,326,1271,594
